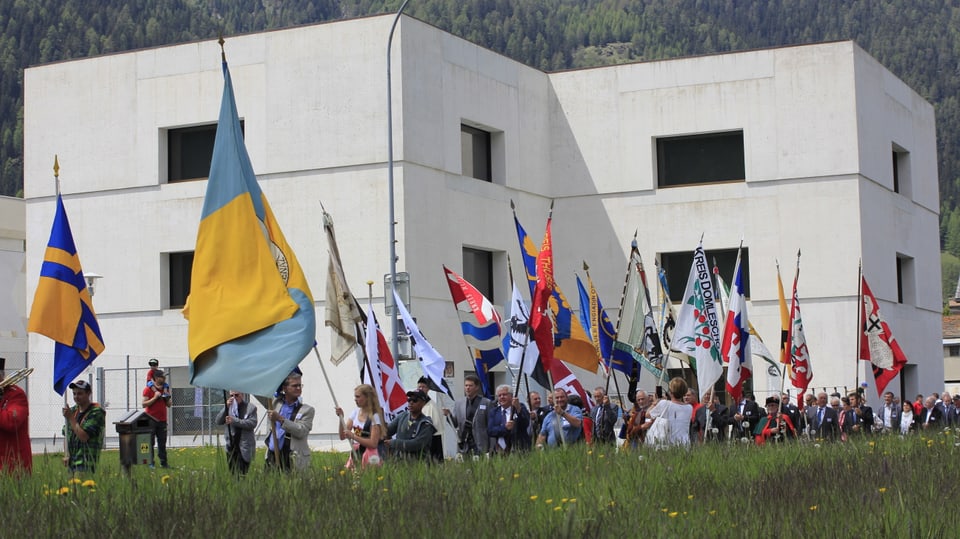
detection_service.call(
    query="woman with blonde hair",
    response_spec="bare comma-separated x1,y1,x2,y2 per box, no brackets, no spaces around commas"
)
643,377,694,449
335,384,386,468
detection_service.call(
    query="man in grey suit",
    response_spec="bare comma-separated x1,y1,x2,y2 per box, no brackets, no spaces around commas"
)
265,373,314,472
445,374,491,456
813,392,840,441
216,390,258,475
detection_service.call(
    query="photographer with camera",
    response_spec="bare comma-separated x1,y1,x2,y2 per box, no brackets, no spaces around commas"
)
446,374,491,457
142,369,172,468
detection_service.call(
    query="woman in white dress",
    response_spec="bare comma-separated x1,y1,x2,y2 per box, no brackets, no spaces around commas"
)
644,377,694,449
335,384,386,467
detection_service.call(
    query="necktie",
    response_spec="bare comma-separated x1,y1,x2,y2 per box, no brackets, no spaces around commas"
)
817,407,824,425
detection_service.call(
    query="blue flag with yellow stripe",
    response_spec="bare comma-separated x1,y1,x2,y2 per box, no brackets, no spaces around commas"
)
183,60,316,395
28,195,105,395
513,213,598,372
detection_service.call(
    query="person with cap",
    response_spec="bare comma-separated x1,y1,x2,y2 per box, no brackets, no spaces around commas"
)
142,369,172,468
215,390,257,475
754,396,796,445
384,390,436,460
62,379,105,474
265,372,314,472
146,358,160,384
0,357,31,474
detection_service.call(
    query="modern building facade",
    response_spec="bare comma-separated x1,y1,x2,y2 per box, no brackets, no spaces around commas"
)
22,15,941,444
0,195,26,362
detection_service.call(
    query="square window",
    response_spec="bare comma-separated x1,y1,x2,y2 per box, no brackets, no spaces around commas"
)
656,131,745,187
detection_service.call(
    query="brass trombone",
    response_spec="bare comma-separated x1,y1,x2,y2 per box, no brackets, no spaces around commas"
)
0,368,34,394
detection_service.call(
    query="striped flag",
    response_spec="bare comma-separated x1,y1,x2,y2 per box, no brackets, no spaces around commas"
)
28,195,105,394
721,251,752,402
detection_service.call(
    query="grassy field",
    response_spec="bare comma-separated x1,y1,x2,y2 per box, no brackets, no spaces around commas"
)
6,430,960,538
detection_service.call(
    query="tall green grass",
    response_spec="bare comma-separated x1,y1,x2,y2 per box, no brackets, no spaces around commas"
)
6,430,960,538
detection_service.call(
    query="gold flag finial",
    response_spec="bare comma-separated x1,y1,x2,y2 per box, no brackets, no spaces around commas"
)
53,155,59,178
218,33,226,62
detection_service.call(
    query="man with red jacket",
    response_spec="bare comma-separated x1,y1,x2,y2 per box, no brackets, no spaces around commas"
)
0,357,31,474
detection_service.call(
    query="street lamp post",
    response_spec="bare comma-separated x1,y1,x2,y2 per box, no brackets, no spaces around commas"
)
387,0,410,360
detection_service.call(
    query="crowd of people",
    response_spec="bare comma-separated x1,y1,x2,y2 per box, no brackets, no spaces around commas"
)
3,353,959,477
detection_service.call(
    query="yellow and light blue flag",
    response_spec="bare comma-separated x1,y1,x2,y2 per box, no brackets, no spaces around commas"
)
183,60,316,395
28,195,105,395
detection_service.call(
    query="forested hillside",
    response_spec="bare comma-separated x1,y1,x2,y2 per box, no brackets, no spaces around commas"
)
3,1,959,236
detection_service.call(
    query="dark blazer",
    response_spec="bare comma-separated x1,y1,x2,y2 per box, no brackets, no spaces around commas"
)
693,404,729,442
853,405,874,434
591,402,620,444
919,406,944,429
814,406,840,440
487,404,531,453
781,403,802,433
731,400,762,439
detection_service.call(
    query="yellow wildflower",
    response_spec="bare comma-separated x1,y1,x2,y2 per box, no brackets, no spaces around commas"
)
554,506,562,512
568,498,577,503
58,487,70,495
669,512,679,518
809,505,818,511
68,478,82,485
529,495,538,501
161,475,171,485
513,473,520,479
878,487,887,493
545,499,553,504
82,480,96,488
687,494,694,500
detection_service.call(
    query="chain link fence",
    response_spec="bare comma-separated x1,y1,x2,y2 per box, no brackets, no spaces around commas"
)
18,353,272,451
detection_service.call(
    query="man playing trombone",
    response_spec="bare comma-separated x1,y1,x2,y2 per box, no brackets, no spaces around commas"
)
0,357,32,474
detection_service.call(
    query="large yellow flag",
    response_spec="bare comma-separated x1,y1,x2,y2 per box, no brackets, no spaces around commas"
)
183,59,315,396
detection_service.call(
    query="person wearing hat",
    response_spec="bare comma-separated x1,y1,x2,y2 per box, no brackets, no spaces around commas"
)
62,379,106,473
0,357,31,474
753,396,796,445
145,358,160,384
383,390,436,460
416,376,447,461
142,369,172,468
265,372,314,472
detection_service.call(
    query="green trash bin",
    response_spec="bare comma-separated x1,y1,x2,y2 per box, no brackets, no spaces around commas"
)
114,410,153,473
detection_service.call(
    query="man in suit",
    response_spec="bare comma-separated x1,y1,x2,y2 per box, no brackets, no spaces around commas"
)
528,391,550,443
847,391,874,435
781,393,802,433
800,393,817,435
487,384,530,454
446,374,491,456
265,372,314,472
590,387,619,446
919,395,944,431
693,393,729,442
216,390,258,475
813,392,840,441
731,393,762,441
949,395,960,426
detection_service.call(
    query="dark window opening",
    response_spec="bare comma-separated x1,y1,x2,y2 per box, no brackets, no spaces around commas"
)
461,124,492,182
169,251,194,309
168,122,243,183
462,247,494,302
659,248,750,303
657,131,745,187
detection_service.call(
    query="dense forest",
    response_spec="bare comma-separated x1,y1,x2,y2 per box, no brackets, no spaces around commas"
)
3,1,960,293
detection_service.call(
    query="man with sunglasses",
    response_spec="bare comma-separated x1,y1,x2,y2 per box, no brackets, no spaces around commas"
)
216,390,257,475
384,390,437,460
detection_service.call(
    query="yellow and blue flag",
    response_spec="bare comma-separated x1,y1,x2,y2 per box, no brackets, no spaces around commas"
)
28,195,105,395
183,60,316,396
513,212,598,373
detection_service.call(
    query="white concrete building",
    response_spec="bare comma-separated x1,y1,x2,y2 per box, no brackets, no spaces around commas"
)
0,196,27,363
22,15,941,446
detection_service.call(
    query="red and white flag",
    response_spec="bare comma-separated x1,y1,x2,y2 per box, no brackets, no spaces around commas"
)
860,276,908,396
722,253,752,403
364,301,407,421
444,265,501,326
786,258,813,394
549,360,592,414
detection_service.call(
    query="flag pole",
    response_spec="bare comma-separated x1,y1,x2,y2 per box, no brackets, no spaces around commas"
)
855,260,863,392
612,233,638,398
444,268,490,398
654,258,678,389
636,247,664,389
363,282,378,385
508,254,531,399
312,346,341,410
55,157,70,459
